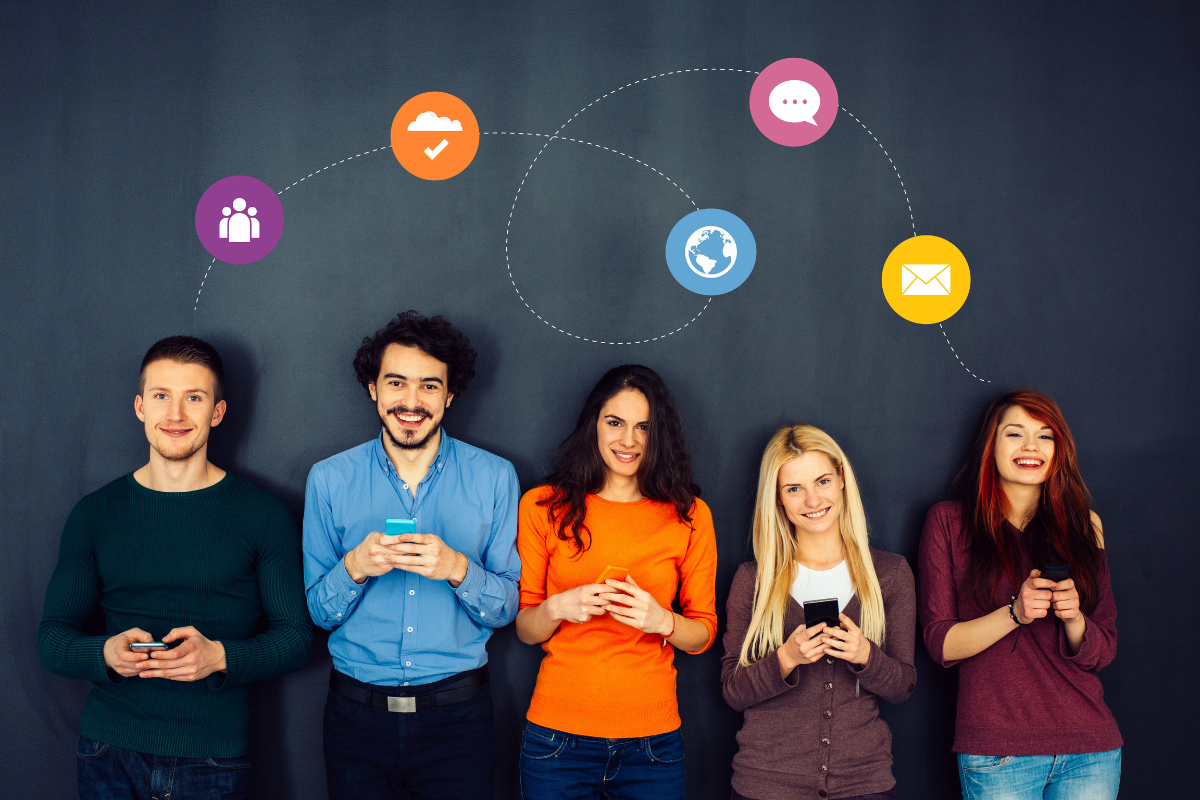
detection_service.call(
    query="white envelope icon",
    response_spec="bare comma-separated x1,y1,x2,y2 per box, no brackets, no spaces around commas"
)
901,264,951,295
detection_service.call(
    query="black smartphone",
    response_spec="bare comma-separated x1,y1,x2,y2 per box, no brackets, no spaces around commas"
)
1042,564,1071,582
802,598,841,629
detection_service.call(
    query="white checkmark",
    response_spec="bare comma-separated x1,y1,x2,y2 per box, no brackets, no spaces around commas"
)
425,139,449,159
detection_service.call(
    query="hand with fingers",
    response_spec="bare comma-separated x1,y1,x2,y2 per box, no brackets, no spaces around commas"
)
1050,577,1082,621
344,531,402,583
823,613,871,666
777,621,831,678
103,628,156,678
547,583,611,624
1013,569,1056,624
138,626,226,682
599,575,674,636
387,533,469,587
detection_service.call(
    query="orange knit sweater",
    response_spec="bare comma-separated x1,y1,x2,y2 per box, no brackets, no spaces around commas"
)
518,486,718,737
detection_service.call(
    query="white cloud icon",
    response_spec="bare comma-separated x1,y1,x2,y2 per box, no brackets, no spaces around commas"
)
407,111,463,132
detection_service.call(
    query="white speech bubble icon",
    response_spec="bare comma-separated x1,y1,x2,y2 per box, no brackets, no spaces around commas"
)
768,80,820,125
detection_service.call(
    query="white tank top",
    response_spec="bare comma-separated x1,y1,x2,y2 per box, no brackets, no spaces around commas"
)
789,559,854,611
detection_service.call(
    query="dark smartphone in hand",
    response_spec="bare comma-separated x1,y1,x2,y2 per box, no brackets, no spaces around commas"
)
1042,564,1071,583
802,598,841,629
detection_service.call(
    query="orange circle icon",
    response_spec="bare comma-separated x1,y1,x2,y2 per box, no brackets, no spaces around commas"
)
391,92,480,181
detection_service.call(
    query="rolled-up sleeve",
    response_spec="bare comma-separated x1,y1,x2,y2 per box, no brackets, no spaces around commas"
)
918,503,965,668
452,465,520,628
303,466,365,630
1061,550,1117,671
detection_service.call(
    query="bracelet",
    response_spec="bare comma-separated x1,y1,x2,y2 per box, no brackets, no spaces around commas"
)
664,612,677,641
1008,596,1025,626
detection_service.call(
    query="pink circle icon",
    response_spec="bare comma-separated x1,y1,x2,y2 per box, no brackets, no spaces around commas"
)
749,58,838,147
194,175,284,264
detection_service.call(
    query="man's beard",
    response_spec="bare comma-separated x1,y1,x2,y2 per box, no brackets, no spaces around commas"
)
151,431,208,462
381,404,442,451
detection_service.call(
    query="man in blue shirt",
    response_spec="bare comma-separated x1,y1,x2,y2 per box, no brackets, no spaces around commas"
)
303,311,520,800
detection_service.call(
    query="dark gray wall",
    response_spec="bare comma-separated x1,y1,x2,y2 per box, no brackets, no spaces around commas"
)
3,1,1197,797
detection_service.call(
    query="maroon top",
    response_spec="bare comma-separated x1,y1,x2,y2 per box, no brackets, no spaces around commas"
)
721,550,917,800
918,501,1122,756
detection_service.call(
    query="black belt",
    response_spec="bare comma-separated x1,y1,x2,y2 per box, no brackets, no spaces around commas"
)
330,667,488,713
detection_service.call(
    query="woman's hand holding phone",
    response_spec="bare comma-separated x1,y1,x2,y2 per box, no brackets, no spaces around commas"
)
1013,570,1056,624
823,613,870,666
547,584,609,624
777,621,830,677
599,575,672,635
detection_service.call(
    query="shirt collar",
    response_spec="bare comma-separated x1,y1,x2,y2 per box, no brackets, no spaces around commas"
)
371,428,454,477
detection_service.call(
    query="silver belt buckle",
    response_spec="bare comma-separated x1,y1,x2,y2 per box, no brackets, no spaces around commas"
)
387,696,417,713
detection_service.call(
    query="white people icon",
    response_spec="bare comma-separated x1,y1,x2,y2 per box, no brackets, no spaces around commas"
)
219,197,260,243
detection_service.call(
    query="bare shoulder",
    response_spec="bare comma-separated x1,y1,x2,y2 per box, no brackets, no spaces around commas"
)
1090,510,1105,548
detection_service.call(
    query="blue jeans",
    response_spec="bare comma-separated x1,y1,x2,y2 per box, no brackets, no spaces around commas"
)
76,735,249,799
519,721,686,800
957,749,1121,800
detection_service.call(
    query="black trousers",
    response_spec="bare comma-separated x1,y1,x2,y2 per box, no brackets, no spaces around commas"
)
323,670,495,800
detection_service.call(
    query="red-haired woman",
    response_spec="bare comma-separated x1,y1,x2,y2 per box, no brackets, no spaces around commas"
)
919,390,1121,799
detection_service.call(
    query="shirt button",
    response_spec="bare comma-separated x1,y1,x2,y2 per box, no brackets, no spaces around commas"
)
403,682,409,686
824,682,833,691
409,590,415,596
407,627,413,632
823,710,832,719
461,592,467,597
818,765,828,773
819,791,828,798
820,738,830,747
405,661,411,667
336,612,342,617
480,612,486,617
825,657,833,664
908,683,915,692
350,591,356,595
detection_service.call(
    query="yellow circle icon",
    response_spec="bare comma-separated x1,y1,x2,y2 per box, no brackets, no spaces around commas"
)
881,235,971,324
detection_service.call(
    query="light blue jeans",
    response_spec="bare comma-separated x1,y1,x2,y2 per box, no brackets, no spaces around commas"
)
957,749,1121,799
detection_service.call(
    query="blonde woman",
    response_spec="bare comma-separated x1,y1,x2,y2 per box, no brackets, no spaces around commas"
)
721,425,917,800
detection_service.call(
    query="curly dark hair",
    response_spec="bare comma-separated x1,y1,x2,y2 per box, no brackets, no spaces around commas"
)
538,364,701,554
352,311,477,395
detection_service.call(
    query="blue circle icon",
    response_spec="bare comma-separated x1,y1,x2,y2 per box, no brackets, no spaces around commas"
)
665,208,756,295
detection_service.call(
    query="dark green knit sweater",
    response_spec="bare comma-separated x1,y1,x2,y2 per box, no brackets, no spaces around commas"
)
37,472,313,758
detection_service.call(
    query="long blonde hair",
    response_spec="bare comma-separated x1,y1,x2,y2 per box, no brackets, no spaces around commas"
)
738,424,886,667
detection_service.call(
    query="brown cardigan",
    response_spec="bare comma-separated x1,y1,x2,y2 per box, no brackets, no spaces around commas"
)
721,549,917,800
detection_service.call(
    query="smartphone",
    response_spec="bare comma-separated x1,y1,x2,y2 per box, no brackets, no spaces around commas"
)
129,642,168,652
596,565,630,585
385,518,416,536
1042,563,1071,583
802,598,841,629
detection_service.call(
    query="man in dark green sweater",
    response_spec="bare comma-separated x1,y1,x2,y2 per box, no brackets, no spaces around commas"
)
38,336,313,799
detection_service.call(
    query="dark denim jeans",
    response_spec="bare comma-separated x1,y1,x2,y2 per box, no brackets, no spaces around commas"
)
323,678,495,799
519,721,686,800
76,735,249,799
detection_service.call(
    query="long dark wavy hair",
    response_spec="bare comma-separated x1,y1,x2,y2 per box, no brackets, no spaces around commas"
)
950,389,1104,613
538,365,701,554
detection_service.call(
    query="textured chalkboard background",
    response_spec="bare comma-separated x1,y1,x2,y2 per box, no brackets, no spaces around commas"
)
3,2,1197,797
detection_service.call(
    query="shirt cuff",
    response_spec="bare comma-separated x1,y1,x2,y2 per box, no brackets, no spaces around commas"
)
454,556,486,607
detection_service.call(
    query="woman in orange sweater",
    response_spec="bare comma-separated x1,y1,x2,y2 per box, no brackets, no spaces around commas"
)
515,364,718,800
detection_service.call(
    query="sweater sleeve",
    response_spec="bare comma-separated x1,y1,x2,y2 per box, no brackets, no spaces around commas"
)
848,554,917,704
720,562,801,712
37,502,120,684
918,503,966,668
1059,549,1118,671
210,496,313,690
517,489,552,610
676,500,718,654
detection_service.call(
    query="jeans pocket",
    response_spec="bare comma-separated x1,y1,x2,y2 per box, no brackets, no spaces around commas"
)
646,729,686,764
520,725,568,760
959,754,1014,773
204,755,251,770
75,736,110,760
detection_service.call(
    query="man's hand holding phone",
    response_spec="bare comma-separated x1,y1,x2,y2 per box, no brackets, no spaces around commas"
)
103,627,156,678
138,626,226,682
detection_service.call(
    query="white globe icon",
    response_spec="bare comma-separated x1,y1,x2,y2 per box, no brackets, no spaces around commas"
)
684,226,737,278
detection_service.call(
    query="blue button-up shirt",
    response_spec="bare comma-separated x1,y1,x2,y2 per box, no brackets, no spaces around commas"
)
303,431,520,685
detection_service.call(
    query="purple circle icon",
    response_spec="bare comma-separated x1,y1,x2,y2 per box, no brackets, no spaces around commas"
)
749,58,838,147
195,176,284,264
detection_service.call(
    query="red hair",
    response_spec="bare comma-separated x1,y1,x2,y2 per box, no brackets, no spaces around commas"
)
952,390,1103,613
